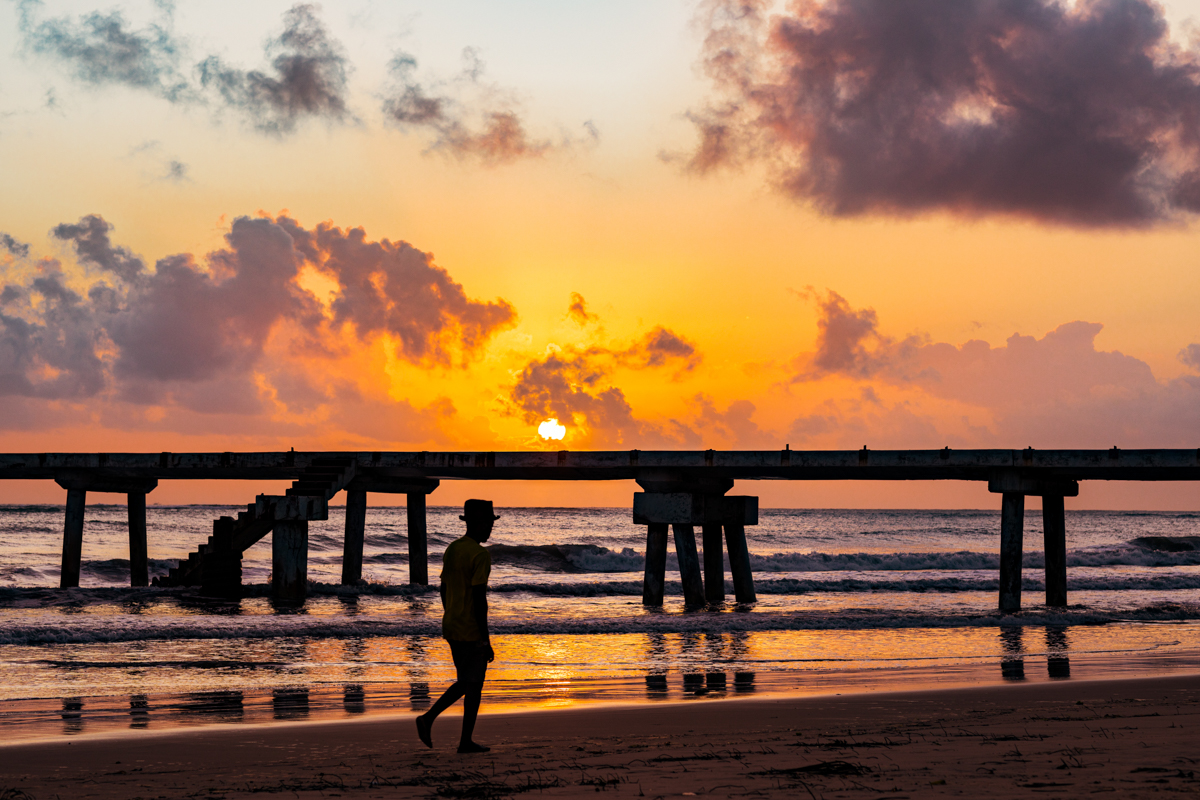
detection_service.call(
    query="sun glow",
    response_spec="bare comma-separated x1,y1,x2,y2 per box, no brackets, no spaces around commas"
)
538,418,567,440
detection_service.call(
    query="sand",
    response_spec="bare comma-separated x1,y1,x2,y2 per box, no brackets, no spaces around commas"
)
2,674,1199,799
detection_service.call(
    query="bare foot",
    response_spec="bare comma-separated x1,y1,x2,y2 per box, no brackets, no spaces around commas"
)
457,741,490,754
415,714,432,748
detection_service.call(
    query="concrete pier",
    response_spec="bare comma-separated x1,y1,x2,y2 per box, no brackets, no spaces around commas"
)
1043,494,1068,607
60,488,86,589
642,523,669,606
673,524,705,607
272,520,309,603
341,489,367,585
127,491,149,587
702,523,724,604
999,493,1025,613
407,493,428,586
724,523,757,604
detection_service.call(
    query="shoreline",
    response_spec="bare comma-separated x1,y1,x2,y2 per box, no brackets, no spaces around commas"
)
3,673,1199,798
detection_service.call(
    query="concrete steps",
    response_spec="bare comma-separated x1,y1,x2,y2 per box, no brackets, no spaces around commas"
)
152,459,356,591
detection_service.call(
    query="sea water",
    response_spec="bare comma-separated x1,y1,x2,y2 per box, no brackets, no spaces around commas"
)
1,504,1199,739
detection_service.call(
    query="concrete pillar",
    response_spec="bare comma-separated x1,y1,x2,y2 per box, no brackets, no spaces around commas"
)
60,488,86,588
407,492,428,586
201,516,241,599
724,523,756,604
702,524,725,604
642,523,669,606
1043,494,1067,608
341,489,367,585
999,492,1025,613
672,524,705,608
272,520,309,603
127,491,148,588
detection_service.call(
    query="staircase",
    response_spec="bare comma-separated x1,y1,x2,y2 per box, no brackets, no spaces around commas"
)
154,458,356,589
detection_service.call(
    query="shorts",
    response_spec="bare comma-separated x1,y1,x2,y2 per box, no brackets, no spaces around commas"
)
448,639,490,684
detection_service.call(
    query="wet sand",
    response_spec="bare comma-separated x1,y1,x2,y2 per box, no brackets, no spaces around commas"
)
2,673,1199,798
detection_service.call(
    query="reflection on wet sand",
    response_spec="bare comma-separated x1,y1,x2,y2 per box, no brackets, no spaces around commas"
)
1047,626,1071,679
272,688,309,720
409,682,430,709
343,684,365,714
1000,627,1025,680
647,671,755,699
61,697,83,734
182,691,245,722
129,694,149,728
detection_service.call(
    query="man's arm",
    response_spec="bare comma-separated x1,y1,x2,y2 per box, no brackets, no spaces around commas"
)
471,584,495,662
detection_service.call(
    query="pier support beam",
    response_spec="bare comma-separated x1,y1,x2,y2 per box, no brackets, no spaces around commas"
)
1043,495,1068,608
272,520,309,603
999,493,1025,613
702,524,725,604
127,491,148,588
724,523,757,604
60,488,86,589
341,489,367,585
643,523,669,606
673,524,705,608
407,493,428,586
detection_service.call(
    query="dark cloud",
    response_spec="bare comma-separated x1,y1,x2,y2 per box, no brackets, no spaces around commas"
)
0,234,30,258
277,217,517,365
690,0,1200,226
1179,344,1200,373
0,213,516,407
18,0,190,101
566,292,597,326
383,48,591,165
0,263,108,399
52,214,145,281
162,159,189,182
198,4,351,134
618,326,702,373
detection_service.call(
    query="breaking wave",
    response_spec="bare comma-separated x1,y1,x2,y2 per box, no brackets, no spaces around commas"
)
2,602,1197,646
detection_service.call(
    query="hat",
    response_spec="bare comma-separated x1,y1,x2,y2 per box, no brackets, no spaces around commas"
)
460,499,500,521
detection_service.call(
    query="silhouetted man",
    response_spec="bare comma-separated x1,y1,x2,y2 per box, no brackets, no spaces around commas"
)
415,499,497,753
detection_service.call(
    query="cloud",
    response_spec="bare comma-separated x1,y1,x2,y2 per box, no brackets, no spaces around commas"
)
198,4,351,134
0,235,30,258
566,292,598,326
790,290,1200,447
382,48,593,165
508,325,703,446
0,213,516,409
688,0,1200,227
276,216,516,365
18,0,191,101
1180,344,1200,373
51,214,145,281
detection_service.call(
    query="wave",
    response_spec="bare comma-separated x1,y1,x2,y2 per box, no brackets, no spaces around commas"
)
480,542,1200,573
1,602,1197,646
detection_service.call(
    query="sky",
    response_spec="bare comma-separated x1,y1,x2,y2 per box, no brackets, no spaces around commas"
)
1,0,1199,509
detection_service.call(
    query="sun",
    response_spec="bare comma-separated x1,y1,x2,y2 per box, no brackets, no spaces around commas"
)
538,418,567,441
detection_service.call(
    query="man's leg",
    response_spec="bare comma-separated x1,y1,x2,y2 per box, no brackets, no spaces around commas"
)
458,681,484,751
416,681,465,747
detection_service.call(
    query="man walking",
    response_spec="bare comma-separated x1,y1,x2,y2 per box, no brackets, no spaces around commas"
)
415,499,498,754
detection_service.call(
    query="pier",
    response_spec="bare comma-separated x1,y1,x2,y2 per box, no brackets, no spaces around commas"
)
2,448,1197,611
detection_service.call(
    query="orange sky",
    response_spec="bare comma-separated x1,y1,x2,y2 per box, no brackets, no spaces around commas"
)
1,0,1198,509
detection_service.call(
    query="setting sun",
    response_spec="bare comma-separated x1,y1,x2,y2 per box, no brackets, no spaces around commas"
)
538,418,567,441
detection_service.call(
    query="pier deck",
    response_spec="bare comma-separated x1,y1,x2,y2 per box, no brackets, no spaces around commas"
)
3,448,1197,611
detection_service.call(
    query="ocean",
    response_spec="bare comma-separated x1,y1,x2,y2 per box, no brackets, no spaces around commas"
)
2,504,1199,740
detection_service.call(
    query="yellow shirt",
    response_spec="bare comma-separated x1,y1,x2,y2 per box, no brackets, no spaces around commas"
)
440,536,491,641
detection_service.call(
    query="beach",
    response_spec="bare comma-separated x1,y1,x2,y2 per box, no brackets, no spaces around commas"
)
3,673,1199,798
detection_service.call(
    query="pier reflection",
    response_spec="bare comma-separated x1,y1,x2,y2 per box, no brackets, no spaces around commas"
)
180,690,244,722
129,694,149,728
645,674,668,698
272,688,310,719
61,697,83,734
647,671,755,699
343,684,365,713
409,682,430,709
1046,626,1071,679
999,626,1025,680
